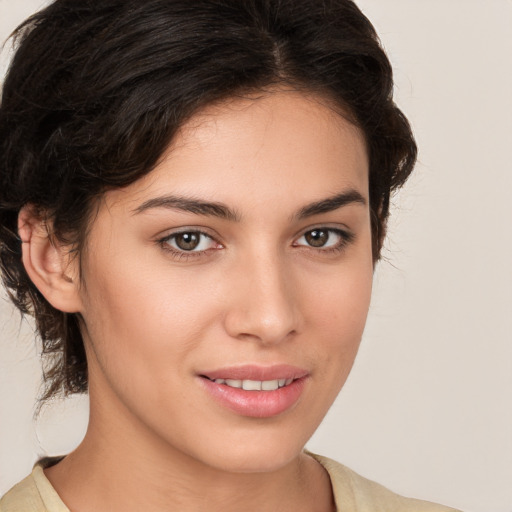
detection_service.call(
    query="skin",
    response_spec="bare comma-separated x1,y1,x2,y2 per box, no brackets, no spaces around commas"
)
20,90,373,512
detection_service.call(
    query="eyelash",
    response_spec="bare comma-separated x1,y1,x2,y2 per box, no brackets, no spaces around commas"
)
157,229,220,261
157,227,354,261
293,227,354,254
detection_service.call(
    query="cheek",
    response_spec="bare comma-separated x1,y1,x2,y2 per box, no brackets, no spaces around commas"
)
303,257,373,378
78,260,223,429
83,269,203,341
78,246,219,381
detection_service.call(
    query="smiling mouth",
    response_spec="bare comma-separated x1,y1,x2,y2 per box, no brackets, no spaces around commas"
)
202,376,294,391
200,370,308,417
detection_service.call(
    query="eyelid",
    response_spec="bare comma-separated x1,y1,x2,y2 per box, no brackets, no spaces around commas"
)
292,226,355,251
292,222,353,240
155,224,354,261
156,226,221,242
156,227,223,259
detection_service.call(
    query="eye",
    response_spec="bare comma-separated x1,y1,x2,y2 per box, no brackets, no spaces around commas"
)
161,231,218,253
294,228,352,250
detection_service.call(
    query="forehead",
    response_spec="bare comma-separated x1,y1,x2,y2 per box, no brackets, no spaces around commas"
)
104,90,369,215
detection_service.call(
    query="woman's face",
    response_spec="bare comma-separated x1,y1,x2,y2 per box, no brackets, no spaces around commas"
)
77,90,373,473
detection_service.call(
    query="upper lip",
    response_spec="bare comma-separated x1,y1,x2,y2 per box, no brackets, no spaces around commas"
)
200,364,309,381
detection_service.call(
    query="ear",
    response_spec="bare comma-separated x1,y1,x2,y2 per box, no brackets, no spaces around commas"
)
18,206,83,313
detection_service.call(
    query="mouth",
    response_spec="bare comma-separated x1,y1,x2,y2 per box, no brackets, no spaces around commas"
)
198,365,309,418
201,376,294,391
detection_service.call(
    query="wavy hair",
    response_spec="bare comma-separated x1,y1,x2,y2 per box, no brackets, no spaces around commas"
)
0,0,417,401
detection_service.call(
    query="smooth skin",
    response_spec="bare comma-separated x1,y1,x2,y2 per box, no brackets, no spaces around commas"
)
19,90,373,512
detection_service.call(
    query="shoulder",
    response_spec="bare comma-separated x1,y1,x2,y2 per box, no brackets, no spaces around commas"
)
0,472,43,512
308,452,463,512
0,462,69,512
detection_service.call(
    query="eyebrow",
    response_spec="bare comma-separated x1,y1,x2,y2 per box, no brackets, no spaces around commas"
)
296,189,367,219
133,195,240,221
132,189,366,221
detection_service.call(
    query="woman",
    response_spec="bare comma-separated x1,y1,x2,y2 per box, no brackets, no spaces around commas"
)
0,0,462,510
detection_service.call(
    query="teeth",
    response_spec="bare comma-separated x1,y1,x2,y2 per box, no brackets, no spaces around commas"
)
261,380,279,391
242,379,261,390
211,378,293,390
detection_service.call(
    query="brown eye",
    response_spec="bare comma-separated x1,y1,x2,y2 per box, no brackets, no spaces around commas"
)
163,231,217,252
174,232,201,251
304,229,329,247
295,228,351,251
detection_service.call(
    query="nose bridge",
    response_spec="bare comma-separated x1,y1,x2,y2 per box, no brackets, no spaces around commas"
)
224,244,299,344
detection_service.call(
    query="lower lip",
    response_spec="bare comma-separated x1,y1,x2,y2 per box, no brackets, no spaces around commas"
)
200,377,308,418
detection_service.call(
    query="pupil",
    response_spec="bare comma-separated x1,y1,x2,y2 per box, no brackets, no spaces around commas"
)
305,230,328,247
176,232,200,251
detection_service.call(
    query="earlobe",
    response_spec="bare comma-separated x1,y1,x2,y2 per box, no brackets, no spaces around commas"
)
18,206,83,313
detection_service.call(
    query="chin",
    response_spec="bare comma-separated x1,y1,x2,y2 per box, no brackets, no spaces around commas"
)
180,420,315,475
208,444,305,474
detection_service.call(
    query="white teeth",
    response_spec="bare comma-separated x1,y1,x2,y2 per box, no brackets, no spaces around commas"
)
261,379,279,391
212,377,293,390
225,379,242,388
242,379,262,391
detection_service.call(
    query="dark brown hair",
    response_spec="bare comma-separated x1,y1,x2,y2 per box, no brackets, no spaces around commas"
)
0,0,416,401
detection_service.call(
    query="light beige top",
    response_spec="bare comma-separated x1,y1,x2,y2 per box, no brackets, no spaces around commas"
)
0,453,462,511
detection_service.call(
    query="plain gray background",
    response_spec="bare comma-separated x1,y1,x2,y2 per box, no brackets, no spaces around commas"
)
1,1,511,511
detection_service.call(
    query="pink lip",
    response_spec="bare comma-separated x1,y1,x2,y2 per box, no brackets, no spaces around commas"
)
198,365,309,418
201,364,308,381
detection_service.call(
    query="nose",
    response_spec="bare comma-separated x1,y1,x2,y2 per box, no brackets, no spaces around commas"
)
223,250,301,345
